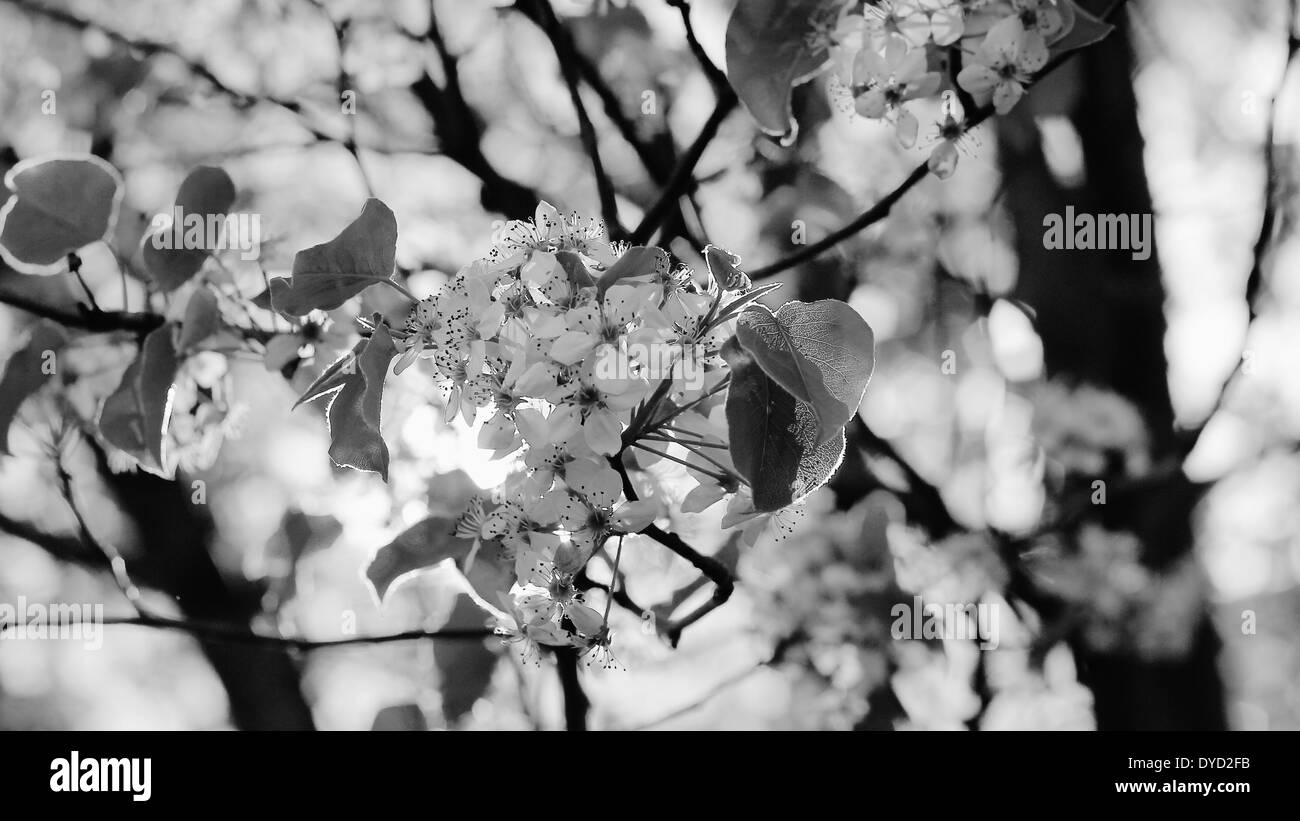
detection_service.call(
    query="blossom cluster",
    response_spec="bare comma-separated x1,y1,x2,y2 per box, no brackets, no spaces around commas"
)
394,203,762,664
1026,524,1204,659
825,0,1078,177
741,491,1095,729
1031,380,1152,480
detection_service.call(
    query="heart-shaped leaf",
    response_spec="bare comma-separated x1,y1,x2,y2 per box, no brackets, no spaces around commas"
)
269,198,398,315
365,515,475,605
0,321,67,454
722,338,845,511
141,166,237,292
325,322,396,479
99,323,181,471
0,155,123,270
724,0,841,142
735,299,874,445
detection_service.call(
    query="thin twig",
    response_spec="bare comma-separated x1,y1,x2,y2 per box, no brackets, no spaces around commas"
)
577,569,651,622
0,613,493,648
631,441,730,483
512,0,675,185
54,439,146,614
629,96,736,244
665,0,728,94
749,163,932,281
318,7,375,197
850,417,959,538
417,11,543,218
611,458,735,646
528,0,624,238
67,253,101,312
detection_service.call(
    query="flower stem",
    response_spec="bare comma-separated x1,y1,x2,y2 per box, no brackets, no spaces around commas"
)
630,442,729,484
384,278,417,302
601,535,624,625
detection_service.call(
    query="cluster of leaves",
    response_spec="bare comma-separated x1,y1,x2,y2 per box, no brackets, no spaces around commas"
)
0,158,249,475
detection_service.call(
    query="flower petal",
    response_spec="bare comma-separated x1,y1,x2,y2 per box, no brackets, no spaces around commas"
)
613,499,660,532
583,408,623,456
550,331,599,365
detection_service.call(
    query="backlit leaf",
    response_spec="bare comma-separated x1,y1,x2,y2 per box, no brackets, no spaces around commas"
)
365,515,474,605
141,166,237,292
735,299,874,445
725,0,841,142
0,321,67,454
98,323,181,471
325,323,396,479
0,155,123,270
269,199,398,315
722,337,846,511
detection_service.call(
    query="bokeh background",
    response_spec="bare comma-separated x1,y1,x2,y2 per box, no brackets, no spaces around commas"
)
0,0,1297,730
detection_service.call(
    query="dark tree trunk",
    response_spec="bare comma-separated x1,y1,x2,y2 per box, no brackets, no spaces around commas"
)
998,3,1227,729
94,452,317,730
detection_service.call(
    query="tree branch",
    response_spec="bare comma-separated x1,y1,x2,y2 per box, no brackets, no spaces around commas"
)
576,569,650,621
850,416,959,538
1244,15,1297,316
665,0,728,94
506,2,674,179
628,95,736,244
0,612,493,648
54,434,148,613
522,0,626,237
553,645,589,730
0,286,277,346
617,0,735,245
566,35,676,183
413,11,543,219
0,510,94,565
749,162,932,281
310,2,374,197
611,457,735,645
0,290,163,335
